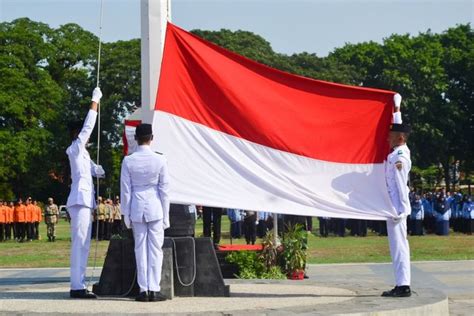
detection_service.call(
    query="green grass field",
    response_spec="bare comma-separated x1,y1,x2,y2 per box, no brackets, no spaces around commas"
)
0,217,472,268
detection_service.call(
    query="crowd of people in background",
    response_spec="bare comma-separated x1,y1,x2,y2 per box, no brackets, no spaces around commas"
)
411,189,473,236
1,188,472,244
199,189,473,247
0,195,124,243
91,196,123,241
0,197,46,242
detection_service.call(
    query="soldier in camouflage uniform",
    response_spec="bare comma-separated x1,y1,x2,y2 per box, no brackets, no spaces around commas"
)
104,199,114,240
96,197,106,240
112,196,122,235
44,197,59,242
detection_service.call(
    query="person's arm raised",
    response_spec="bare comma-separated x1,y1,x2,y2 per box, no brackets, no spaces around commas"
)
76,87,102,147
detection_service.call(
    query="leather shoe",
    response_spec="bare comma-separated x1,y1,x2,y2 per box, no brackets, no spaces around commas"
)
70,289,97,299
149,291,167,302
381,285,411,297
135,291,149,302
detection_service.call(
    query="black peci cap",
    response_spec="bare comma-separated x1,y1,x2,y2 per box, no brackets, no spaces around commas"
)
390,123,412,133
135,123,153,137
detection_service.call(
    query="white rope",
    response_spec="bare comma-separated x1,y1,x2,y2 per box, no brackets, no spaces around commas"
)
87,0,104,291
171,237,197,287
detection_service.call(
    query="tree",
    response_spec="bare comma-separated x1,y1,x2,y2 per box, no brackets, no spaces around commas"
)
0,18,63,199
330,25,474,190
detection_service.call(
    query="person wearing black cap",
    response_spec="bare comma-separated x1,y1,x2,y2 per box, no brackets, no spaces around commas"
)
382,95,412,298
120,123,170,302
66,87,104,299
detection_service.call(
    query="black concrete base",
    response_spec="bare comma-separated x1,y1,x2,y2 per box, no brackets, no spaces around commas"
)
92,230,174,299
216,250,239,279
165,204,196,237
93,233,229,298
194,238,230,297
92,231,139,297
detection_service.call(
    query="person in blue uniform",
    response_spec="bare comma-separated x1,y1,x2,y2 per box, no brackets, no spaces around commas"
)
433,194,451,235
410,194,424,235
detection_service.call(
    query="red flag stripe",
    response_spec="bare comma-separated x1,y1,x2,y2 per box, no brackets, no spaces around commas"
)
156,23,395,164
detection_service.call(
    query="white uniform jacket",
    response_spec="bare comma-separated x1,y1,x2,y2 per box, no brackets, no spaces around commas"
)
385,144,412,217
66,110,103,209
120,145,170,227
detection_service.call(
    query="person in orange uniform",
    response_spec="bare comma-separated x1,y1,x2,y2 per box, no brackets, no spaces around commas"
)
6,201,14,240
33,200,43,240
14,198,27,242
7,201,14,240
25,197,36,242
33,200,42,240
0,200,6,242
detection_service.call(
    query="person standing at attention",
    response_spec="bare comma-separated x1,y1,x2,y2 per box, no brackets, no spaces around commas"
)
121,123,170,302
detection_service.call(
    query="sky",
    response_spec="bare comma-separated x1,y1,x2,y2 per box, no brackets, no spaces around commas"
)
1,0,472,56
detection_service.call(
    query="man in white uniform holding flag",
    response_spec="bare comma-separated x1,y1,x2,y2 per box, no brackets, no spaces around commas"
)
120,123,170,302
66,87,104,299
382,95,412,297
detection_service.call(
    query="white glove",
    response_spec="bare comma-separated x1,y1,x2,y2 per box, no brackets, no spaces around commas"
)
393,112,402,124
255,220,259,225
124,216,131,229
393,93,402,110
92,87,102,103
391,212,408,224
94,165,105,178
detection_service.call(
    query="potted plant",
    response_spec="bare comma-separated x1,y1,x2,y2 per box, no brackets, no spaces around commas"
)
281,223,307,280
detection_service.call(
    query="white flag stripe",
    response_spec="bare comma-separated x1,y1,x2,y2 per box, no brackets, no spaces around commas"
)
152,110,397,220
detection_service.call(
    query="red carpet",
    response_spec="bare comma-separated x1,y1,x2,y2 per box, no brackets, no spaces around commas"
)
218,244,263,252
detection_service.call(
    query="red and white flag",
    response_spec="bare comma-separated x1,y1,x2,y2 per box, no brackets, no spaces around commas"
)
152,23,398,220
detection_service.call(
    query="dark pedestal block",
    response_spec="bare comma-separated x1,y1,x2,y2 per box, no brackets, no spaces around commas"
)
161,238,174,299
172,237,195,297
93,234,229,298
92,235,139,297
216,250,239,279
165,204,196,237
194,238,230,297
93,231,173,299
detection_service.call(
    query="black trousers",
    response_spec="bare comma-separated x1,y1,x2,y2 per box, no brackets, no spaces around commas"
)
244,214,257,245
5,223,12,239
411,219,424,235
256,220,267,238
27,223,34,240
468,219,474,235
318,218,329,237
0,223,4,241
306,216,313,232
202,207,222,245
16,222,26,240
335,218,346,237
104,220,112,240
350,219,367,236
34,221,39,239
98,220,105,240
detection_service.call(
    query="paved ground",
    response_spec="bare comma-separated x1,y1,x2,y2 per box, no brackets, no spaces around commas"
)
0,261,472,315
306,260,474,316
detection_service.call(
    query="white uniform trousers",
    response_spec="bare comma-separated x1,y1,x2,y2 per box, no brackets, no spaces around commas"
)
386,218,411,286
132,219,164,292
69,205,93,290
